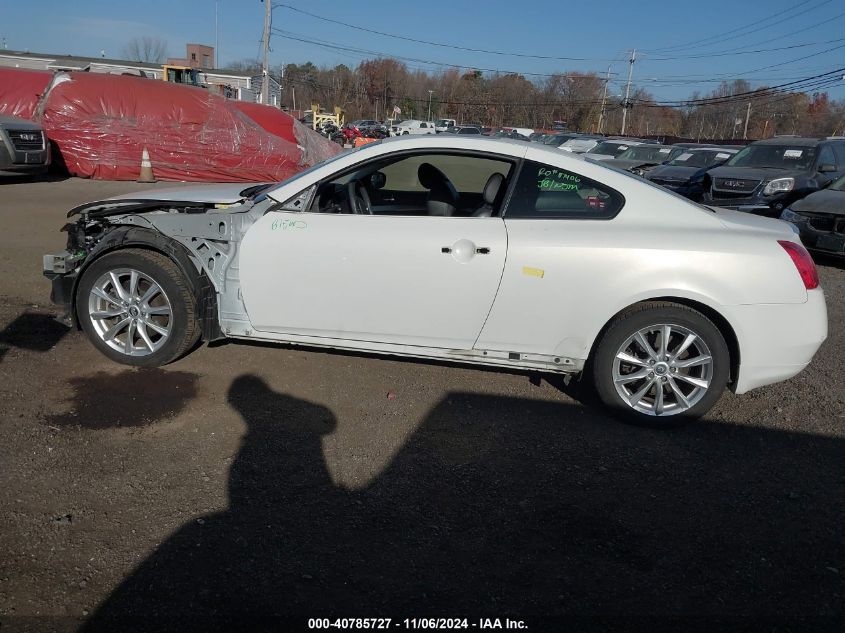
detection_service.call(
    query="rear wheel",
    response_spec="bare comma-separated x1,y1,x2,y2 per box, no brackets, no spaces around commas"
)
76,249,200,367
591,302,729,426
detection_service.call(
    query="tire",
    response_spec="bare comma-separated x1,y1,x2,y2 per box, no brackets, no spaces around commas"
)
76,248,200,367
591,301,730,426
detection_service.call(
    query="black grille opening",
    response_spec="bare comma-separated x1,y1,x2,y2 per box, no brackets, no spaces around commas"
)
6,129,44,151
809,217,835,232
713,178,760,195
711,190,752,199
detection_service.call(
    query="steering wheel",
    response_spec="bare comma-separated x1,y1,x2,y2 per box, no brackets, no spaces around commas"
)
346,179,373,215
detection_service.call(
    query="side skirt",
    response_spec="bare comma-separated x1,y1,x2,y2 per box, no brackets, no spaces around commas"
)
225,331,583,374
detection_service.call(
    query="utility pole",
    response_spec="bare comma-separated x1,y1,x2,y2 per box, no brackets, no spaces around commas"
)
427,90,434,121
597,66,610,134
743,101,751,140
260,0,271,105
215,0,219,67
620,49,636,136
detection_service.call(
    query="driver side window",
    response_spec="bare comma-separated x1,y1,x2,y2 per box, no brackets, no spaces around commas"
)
310,152,514,218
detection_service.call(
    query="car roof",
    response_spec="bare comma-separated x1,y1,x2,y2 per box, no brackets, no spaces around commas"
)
377,134,541,156
685,146,738,153
752,137,835,147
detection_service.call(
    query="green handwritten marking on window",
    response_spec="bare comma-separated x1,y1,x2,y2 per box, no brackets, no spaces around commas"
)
537,167,581,192
271,218,308,231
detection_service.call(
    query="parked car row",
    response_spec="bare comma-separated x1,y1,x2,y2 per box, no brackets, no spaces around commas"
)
529,131,845,258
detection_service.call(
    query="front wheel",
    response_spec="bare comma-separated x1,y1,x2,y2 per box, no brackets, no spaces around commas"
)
76,248,200,367
591,302,730,426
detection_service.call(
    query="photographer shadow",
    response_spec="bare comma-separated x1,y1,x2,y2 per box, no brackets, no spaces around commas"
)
82,375,845,631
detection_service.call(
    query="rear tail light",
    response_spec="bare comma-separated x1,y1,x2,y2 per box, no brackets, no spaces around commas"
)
778,240,819,290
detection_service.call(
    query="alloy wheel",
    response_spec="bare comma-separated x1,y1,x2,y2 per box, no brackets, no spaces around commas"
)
612,323,713,416
87,268,173,357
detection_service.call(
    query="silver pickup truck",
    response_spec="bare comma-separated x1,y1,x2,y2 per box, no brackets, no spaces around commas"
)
0,114,51,176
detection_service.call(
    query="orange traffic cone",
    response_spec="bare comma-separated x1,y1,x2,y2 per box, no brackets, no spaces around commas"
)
137,147,156,183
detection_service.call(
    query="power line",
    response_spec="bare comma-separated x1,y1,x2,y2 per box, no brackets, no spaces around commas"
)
645,35,845,62
640,70,845,107
646,10,845,60
281,70,842,111
272,3,622,63
642,0,827,53
272,29,617,79
632,41,845,86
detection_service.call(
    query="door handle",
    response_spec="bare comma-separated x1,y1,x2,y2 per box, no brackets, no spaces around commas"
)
441,239,490,263
441,246,491,254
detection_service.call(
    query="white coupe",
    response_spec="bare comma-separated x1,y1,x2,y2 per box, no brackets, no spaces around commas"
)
44,136,828,424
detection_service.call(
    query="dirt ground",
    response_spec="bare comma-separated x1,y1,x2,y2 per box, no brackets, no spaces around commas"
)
0,177,843,632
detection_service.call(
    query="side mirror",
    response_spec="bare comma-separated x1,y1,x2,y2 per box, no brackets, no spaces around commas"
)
370,171,386,190
818,163,837,173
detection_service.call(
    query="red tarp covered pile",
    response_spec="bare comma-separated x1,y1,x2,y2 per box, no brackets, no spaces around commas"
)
0,67,341,182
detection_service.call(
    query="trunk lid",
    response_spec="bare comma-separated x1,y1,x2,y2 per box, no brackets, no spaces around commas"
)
707,206,798,239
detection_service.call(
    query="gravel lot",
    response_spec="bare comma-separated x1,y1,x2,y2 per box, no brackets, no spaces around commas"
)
0,177,843,631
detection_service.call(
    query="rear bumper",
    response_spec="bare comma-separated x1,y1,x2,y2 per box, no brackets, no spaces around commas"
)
724,289,828,393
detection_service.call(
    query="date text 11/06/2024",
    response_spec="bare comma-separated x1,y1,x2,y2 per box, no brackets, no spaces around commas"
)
307,618,528,629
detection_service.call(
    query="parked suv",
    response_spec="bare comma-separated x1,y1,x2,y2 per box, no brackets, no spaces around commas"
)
703,137,845,216
0,114,51,177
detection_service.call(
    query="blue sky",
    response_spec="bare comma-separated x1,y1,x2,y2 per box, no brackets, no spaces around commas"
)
2,0,845,101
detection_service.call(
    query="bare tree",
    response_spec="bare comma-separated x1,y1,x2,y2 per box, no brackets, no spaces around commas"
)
224,58,262,75
123,36,168,63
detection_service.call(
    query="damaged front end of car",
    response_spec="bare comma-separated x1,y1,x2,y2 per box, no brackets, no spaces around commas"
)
43,196,262,340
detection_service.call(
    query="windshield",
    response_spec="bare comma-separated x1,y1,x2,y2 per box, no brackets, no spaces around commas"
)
829,174,845,191
617,146,675,162
265,144,377,197
669,150,732,168
435,119,453,127
597,159,717,211
543,135,576,146
564,138,596,147
726,144,816,169
591,141,631,156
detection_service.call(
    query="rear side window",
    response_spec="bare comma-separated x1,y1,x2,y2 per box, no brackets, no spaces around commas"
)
817,144,837,167
833,143,845,165
504,159,624,219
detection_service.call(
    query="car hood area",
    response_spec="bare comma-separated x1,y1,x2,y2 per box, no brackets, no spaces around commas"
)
0,113,44,129
706,165,802,182
106,183,271,205
606,158,662,171
647,165,699,182
790,188,845,216
581,152,615,161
